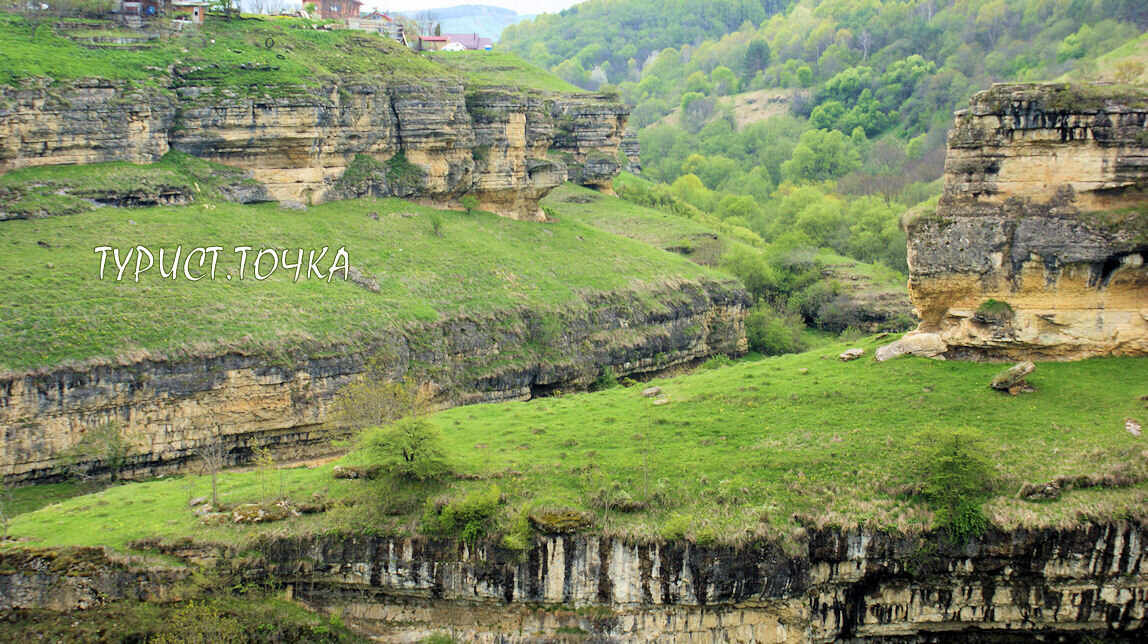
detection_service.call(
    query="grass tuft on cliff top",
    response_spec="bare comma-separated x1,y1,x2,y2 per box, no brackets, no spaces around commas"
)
8,342,1147,550
427,50,582,93
0,191,730,371
0,12,574,95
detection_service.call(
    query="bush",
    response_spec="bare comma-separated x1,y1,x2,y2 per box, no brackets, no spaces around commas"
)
975,298,1014,324
745,303,806,356
364,417,448,481
59,421,134,483
661,513,691,540
702,353,733,369
910,428,994,542
423,484,502,541
594,366,620,390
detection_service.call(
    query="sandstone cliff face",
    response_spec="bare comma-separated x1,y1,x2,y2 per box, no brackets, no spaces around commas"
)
0,77,629,220
904,83,1148,360
0,279,747,484
262,523,1148,642
8,523,1142,642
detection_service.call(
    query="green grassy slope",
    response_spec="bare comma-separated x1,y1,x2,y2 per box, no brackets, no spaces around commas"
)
10,339,1146,550
0,13,569,94
0,193,724,371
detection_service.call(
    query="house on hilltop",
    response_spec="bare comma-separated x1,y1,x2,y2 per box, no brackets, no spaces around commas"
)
346,10,406,45
442,33,492,51
318,0,361,20
118,0,171,17
415,35,448,52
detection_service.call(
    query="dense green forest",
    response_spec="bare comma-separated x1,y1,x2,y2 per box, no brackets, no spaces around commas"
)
501,0,1148,348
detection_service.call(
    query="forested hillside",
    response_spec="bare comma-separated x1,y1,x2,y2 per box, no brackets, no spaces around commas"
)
501,0,1148,345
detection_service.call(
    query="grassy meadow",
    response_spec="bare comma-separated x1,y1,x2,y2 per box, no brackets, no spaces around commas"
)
0,12,576,94
0,186,726,371
8,338,1146,551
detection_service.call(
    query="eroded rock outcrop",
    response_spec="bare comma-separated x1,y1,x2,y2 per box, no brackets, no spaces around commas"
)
9,522,1142,642
0,77,629,220
261,523,1148,642
902,83,1148,360
0,279,747,484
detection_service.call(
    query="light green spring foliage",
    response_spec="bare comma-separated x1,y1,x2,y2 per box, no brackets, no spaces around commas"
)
10,345,1147,549
503,0,1146,287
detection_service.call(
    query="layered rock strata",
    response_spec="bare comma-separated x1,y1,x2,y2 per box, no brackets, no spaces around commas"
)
0,279,748,484
5,523,1144,642
0,77,629,220
902,83,1148,360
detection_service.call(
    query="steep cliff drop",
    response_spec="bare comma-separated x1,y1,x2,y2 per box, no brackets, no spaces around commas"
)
891,83,1148,361
0,80,628,221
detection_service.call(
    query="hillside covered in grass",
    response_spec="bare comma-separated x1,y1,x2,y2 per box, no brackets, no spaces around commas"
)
0,183,729,371
0,12,571,95
9,341,1146,551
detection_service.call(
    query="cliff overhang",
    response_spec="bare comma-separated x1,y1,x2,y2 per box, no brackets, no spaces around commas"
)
897,83,1148,361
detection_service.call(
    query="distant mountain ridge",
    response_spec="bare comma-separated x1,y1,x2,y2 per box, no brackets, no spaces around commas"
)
414,4,535,42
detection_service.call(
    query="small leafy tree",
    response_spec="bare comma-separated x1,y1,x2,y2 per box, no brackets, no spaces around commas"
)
910,428,994,542
254,447,275,503
428,211,443,237
60,421,134,484
0,479,13,541
328,356,425,434
365,417,447,480
460,195,480,215
193,434,228,507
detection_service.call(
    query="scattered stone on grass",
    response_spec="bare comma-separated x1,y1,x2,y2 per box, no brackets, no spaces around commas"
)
839,348,865,361
333,464,381,480
990,361,1035,395
188,496,208,507
1127,418,1142,438
875,332,948,362
641,386,662,398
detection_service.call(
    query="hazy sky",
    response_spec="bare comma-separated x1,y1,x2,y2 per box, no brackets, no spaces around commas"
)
373,1,582,15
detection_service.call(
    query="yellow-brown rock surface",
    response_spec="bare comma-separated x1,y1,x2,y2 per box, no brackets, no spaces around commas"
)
903,83,1148,360
0,78,629,220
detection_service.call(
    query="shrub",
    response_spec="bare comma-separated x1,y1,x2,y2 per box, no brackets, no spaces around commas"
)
59,421,134,483
424,484,502,540
427,211,443,237
594,366,620,390
702,353,733,369
745,303,806,356
975,298,1014,324
910,428,994,542
364,417,448,481
661,513,691,540
460,195,480,214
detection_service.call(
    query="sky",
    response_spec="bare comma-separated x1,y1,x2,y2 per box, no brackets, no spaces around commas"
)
374,1,582,14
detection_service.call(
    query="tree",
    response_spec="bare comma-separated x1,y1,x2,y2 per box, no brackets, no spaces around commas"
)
434,23,441,36
328,355,426,435
782,129,861,183
460,195,480,215
60,421,134,484
428,211,443,237
365,417,447,480
193,434,228,507
742,38,771,78
711,66,737,95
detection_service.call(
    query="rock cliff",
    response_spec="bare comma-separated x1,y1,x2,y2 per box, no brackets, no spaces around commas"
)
0,76,628,220
0,279,747,484
3,523,1144,642
902,83,1148,360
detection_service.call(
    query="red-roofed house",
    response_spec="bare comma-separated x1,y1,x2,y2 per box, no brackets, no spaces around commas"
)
318,0,361,20
416,35,449,52
362,10,391,21
443,33,492,51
